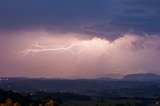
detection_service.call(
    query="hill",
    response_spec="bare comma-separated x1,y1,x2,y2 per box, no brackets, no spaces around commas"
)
122,73,160,81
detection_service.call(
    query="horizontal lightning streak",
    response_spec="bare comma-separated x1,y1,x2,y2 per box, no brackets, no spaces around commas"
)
18,41,89,56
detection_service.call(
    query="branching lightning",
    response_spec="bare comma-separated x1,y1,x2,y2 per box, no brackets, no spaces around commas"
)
18,41,90,56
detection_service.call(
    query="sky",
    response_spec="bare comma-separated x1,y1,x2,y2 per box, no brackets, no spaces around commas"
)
0,0,160,78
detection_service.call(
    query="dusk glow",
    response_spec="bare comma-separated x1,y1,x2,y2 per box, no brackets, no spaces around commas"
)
0,31,160,78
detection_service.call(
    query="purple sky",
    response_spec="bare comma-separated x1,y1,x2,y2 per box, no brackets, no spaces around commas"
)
0,0,160,78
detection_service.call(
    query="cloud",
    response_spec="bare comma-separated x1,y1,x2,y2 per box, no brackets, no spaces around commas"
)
0,0,160,78
0,0,160,40
0,31,160,78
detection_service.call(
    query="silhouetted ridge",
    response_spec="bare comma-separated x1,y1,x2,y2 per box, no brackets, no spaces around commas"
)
122,73,160,81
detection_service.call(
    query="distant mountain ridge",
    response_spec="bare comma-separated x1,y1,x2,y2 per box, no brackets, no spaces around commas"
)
122,73,160,81
94,73,160,82
1,73,160,82
95,77,118,81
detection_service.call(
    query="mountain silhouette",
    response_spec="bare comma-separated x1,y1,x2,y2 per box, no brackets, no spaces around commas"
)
122,73,160,81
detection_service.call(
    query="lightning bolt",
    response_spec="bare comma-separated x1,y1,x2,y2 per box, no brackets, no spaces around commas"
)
18,41,89,56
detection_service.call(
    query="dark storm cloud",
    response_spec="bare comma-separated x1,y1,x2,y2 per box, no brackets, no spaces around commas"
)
0,0,160,39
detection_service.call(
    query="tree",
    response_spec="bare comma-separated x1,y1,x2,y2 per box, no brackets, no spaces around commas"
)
13,103,21,106
45,100,55,106
39,104,43,106
5,98,14,106
29,103,35,106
